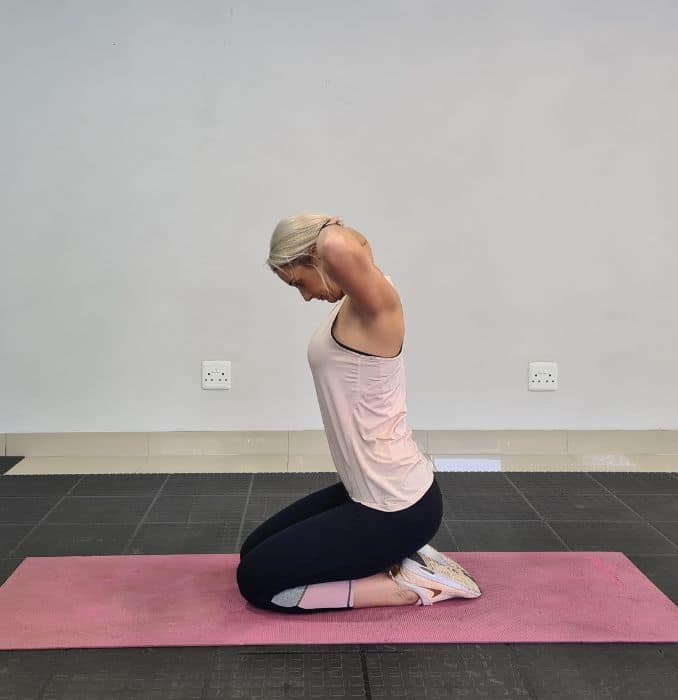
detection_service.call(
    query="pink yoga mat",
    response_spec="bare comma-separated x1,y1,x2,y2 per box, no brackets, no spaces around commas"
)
0,552,676,649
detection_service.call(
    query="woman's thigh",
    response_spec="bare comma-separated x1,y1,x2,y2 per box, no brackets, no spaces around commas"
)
239,481,350,560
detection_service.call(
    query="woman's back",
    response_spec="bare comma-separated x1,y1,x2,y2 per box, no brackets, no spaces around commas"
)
307,275,434,513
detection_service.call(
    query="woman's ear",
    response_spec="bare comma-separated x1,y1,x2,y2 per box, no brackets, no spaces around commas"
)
307,243,321,262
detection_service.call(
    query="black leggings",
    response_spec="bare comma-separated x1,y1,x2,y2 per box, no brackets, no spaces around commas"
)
236,476,443,614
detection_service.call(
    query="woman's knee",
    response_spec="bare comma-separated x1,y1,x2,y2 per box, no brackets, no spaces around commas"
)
238,539,252,561
239,527,262,560
236,557,255,599
236,555,274,607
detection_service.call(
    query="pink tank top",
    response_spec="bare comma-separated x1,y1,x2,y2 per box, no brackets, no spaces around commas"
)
307,274,434,512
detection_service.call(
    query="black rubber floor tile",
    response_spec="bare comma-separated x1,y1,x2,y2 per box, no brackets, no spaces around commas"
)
613,493,678,522
244,493,333,521
126,523,238,554
441,491,541,520
44,496,154,524
651,521,678,547
362,644,533,698
144,495,246,524
589,473,678,493
208,648,366,699
627,555,678,604
520,492,644,521
663,642,678,670
218,644,525,699
0,497,62,524
506,472,604,492
71,474,166,496
548,521,678,555
418,526,458,553
0,475,80,497
11,523,138,557
251,472,339,495
162,473,253,495
511,643,678,700
445,520,568,551
436,472,516,492
0,647,214,700
0,525,33,557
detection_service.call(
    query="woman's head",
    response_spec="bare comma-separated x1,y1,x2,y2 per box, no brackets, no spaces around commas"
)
267,212,346,303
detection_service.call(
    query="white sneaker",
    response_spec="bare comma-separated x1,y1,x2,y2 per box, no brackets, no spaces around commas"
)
399,544,481,601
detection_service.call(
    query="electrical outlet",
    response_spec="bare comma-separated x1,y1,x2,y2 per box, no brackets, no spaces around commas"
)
528,362,558,391
202,360,231,390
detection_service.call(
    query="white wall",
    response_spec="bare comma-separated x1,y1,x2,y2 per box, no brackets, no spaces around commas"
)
1,0,677,432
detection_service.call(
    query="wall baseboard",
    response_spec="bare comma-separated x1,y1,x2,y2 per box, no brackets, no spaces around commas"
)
3,430,678,458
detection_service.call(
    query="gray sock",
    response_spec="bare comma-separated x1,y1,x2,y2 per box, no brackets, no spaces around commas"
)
271,584,308,607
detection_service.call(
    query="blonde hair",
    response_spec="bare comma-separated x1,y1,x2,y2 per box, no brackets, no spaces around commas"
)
266,212,334,295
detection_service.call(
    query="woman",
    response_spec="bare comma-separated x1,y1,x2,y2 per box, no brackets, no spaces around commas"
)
236,213,481,613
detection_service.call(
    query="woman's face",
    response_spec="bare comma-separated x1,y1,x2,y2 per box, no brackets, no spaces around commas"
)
276,263,345,303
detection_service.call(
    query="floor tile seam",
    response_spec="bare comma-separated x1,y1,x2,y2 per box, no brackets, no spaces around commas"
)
441,518,459,549
501,477,572,551
121,475,171,554
234,474,255,553
199,648,219,700
506,644,540,700
587,474,678,550
5,476,85,558
358,648,372,698
34,669,54,700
